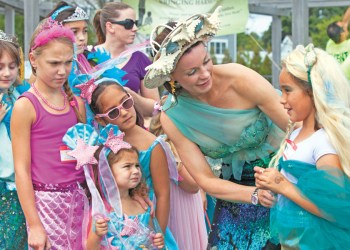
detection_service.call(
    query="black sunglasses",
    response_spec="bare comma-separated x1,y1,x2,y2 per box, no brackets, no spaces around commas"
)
109,19,138,30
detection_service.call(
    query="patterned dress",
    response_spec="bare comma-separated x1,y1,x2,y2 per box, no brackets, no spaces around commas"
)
0,84,30,249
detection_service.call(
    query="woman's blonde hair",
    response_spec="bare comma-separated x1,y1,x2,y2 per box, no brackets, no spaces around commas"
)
269,44,350,177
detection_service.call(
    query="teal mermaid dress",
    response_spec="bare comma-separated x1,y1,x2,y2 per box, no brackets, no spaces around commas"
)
0,83,29,249
271,160,350,249
139,137,179,249
106,208,152,249
163,93,285,250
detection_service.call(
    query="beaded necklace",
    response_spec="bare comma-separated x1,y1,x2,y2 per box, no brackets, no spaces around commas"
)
32,83,67,111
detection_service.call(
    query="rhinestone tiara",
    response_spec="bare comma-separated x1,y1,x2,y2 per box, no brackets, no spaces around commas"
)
0,30,16,44
64,7,89,22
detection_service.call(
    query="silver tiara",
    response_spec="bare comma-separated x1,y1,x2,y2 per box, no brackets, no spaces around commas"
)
64,7,89,22
0,30,15,44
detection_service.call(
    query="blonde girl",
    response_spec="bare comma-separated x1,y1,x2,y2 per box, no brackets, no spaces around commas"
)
255,44,350,249
12,19,87,250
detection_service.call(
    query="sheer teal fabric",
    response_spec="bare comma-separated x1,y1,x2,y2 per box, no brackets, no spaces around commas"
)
271,160,350,249
163,93,284,180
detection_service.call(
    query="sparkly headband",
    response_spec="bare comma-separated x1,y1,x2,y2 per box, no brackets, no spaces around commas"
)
0,30,17,45
303,44,317,86
31,18,75,52
51,5,89,22
51,5,71,20
144,6,221,89
64,7,89,22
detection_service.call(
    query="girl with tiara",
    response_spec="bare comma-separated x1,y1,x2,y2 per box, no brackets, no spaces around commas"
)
46,1,100,126
89,2,159,117
0,30,28,250
77,77,178,249
76,124,165,249
46,1,91,95
11,18,87,249
255,44,350,249
149,96,208,250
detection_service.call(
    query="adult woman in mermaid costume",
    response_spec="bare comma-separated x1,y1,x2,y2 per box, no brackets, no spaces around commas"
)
144,7,288,250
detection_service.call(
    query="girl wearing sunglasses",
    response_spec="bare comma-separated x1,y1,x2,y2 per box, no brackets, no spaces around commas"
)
89,79,178,249
89,2,159,118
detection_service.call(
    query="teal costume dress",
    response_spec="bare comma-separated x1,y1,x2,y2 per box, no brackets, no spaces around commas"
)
106,208,153,249
270,128,350,249
138,137,179,249
271,160,350,249
163,93,284,250
0,83,30,249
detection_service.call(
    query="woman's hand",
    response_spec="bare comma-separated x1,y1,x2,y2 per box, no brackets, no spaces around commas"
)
28,225,51,250
94,217,110,237
152,232,164,249
254,166,290,195
200,189,207,211
132,195,155,217
257,189,276,208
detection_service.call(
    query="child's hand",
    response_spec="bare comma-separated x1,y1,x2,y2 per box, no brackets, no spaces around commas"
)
94,217,110,237
28,224,51,250
152,233,164,249
254,166,290,194
0,93,10,123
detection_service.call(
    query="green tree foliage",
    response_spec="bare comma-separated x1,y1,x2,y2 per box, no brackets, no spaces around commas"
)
210,45,218,65
250,47,262,72
0,14,24,48
222,48,233,64
236,6,347,81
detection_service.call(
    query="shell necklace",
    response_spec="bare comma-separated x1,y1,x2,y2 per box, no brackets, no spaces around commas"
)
32,83,67,111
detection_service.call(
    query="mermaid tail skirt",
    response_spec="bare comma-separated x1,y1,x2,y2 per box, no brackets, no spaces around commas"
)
33,183,89,250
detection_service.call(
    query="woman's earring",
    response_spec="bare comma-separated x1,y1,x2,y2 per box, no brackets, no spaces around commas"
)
169,79,176,94
169,79,176,102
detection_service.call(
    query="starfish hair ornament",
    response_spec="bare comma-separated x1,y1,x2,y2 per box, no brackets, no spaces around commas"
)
74,75,97,104
144,6,221,89
105,130,132,154
99,124,132,154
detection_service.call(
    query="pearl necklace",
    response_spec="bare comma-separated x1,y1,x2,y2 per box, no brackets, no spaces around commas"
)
32,83,67,111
